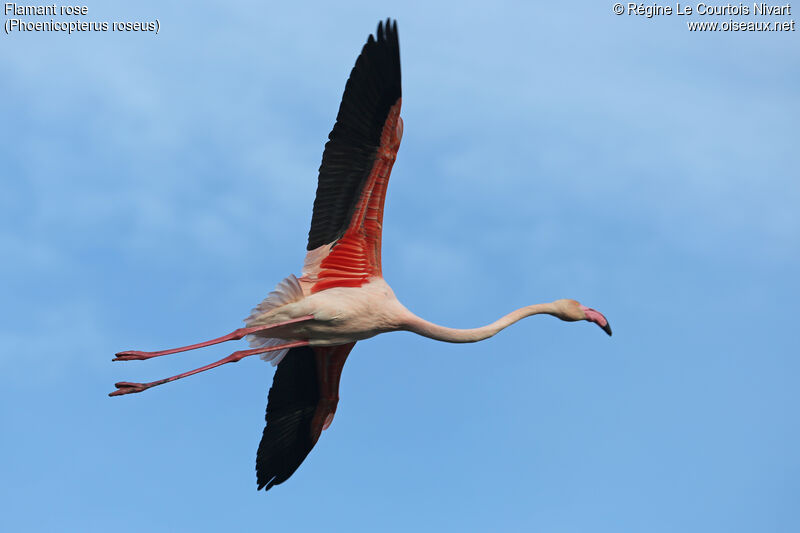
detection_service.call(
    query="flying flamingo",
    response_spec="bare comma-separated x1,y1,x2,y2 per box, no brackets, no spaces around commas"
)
110,19,612,491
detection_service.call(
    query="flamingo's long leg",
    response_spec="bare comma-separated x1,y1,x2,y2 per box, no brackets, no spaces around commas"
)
109,340,310,397
113,315,315,361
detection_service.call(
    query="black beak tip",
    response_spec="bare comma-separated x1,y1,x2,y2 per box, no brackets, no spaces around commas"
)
601,322,612,336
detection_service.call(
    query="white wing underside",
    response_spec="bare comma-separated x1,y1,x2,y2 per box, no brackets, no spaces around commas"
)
244,274,305,366
301,244,331,281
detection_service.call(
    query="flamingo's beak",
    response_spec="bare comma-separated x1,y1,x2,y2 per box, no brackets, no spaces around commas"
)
580,306,612,336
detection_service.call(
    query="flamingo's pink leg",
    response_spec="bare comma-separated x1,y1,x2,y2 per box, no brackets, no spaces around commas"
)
109,340,310,397
113,315,315,361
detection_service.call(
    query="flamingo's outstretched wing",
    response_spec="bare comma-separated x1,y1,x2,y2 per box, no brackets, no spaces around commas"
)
256,343,354,491
303,19,402,293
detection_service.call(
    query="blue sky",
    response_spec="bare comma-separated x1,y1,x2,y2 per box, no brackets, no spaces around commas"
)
2,1,798,531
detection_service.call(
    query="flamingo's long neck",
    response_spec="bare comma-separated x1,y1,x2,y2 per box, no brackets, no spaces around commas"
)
401,303,557,343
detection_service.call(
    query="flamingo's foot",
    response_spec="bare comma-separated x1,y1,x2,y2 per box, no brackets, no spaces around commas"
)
109,381,152,397
113,351,151,361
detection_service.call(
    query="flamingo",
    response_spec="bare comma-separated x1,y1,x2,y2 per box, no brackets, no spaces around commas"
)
110,19,612,492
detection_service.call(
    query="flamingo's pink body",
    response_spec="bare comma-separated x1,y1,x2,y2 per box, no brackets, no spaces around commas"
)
111,19,611,492
249,277,408,347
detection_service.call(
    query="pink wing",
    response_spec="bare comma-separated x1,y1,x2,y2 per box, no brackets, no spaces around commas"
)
301,19,403,293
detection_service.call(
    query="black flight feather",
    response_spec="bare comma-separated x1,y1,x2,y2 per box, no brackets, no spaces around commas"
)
307,18,402,250
256,346,320,491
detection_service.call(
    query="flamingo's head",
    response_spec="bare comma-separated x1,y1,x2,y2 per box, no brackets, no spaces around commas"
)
552,299,612,336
